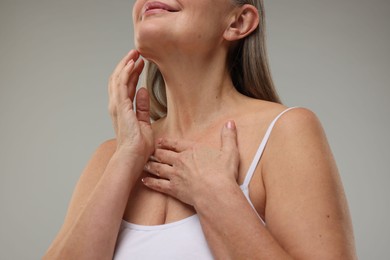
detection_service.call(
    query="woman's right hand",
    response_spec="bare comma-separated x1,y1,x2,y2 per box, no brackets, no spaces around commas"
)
108,50,154,162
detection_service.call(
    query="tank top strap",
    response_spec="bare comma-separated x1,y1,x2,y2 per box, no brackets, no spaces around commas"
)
241,107,298,188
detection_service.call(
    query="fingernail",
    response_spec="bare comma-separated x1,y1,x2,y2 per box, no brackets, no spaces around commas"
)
226,121,235,130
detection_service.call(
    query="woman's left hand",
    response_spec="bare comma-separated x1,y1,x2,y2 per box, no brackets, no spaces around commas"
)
142,121,240,206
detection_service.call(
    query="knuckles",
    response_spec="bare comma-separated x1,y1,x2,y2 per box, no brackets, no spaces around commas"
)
159,138,178,151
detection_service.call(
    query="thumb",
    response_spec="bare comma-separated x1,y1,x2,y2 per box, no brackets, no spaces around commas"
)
135,87,151,125
221,120,238,153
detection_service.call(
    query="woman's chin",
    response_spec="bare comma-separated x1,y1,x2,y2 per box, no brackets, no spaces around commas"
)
135,37,174,64
135,42,158,62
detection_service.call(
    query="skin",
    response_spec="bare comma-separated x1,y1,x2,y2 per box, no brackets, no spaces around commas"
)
43,0,357,259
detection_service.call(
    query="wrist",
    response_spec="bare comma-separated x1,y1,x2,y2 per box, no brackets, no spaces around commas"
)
115,146,150,164
111,149,148,174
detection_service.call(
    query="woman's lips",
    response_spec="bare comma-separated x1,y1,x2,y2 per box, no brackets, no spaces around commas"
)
143,1,179,16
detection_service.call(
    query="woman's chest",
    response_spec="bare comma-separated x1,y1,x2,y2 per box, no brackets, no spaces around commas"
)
122,158,266,225
122,119,269,225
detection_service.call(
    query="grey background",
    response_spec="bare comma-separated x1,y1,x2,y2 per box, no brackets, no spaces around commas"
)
0,0,389,259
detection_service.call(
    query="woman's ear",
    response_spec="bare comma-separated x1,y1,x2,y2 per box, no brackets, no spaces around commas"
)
224,4,259,41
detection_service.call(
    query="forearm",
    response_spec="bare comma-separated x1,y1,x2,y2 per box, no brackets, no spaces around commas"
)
44,151,144,260
195,181,292,260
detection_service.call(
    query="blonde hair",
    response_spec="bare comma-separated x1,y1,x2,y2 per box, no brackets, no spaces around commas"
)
146,0,281,120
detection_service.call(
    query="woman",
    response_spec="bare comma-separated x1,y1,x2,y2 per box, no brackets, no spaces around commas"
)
44,0,356,259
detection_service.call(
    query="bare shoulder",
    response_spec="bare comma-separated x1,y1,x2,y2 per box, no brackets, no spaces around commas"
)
96,138,117,155
271,107,324,136
248,99,319,128
241,99,294,123
240,100,323,145
260,107,357,259
89,139,118,169
78,138,118,187
262,106,335,191
58,139,118,232
47,138,119,251
74,139,118,195
263,107,331,169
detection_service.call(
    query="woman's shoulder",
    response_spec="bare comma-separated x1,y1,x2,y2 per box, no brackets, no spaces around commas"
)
85,139,118,173
266,105,324,140
247,99,319,128
97,138,117,151
246,100,326,155
244,99,319,128
258,103,331,171
94,139,117,158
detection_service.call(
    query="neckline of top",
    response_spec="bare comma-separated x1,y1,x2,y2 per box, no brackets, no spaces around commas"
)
121,185,248,231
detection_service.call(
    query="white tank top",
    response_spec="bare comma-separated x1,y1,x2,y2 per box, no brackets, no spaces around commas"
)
113,107,295,260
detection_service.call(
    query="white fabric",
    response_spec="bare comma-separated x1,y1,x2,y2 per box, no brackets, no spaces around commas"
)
114,214,213,260
113,107,295,260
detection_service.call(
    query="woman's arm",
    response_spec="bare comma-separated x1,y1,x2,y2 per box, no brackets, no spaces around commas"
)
143,108,357,259
43,50,153,259
195,179,292,259
261,108,356,259
43,143,145,260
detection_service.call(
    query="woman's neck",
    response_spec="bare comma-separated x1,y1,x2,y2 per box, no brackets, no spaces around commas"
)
153,50,244,139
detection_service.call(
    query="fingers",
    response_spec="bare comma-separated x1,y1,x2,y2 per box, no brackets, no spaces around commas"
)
153,148,178,166
127,59,145,101
113,50,139,77
142,177,173,196
136,88,151,125
144,161,173,179
157,137,193,152
133,56,145,75
108,50,144,118
118,60,136,101
109,50,143,99
221,120,238,153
